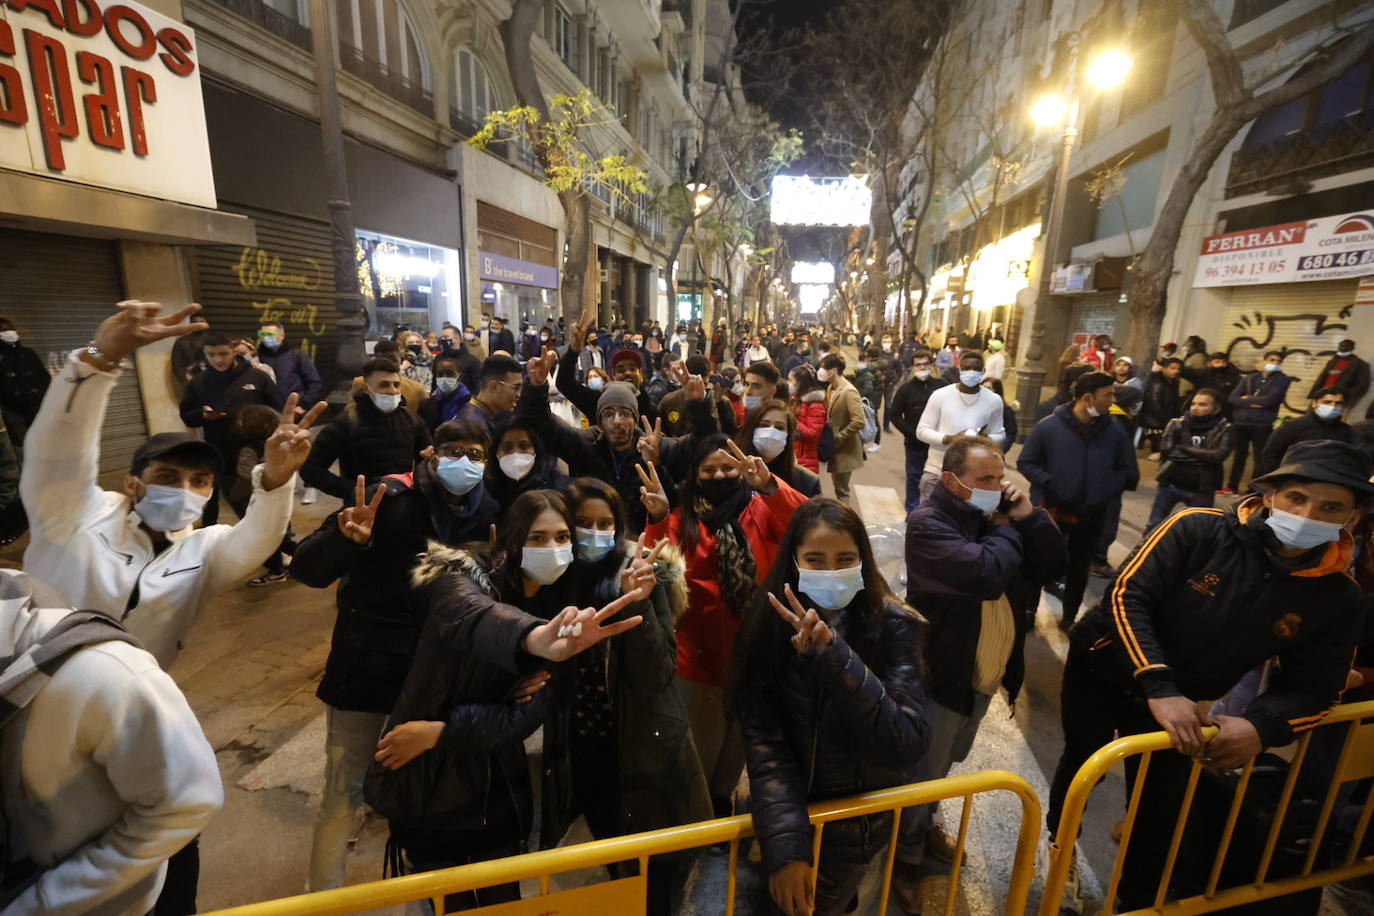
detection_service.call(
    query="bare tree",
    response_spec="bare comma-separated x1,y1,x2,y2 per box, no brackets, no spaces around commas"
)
1123,0,1374,367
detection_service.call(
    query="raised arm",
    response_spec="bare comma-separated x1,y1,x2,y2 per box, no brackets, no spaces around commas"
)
555,340,601,419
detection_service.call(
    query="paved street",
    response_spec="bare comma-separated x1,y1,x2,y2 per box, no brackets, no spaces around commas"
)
10,439,1357,915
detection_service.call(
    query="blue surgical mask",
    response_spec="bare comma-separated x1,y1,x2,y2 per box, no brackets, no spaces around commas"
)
521,543,574,585
259,334,279,349
436,456,484,495
575,527,617,562
435,377,459,394
743,394,763,410
134,484,209,532
753,426,789,460
1265,507,1344,550
959,369,984,388
587,377,606,391
372,392,401,414
1263,363,1282,373
1314,404,1342,420
955,475,1002,514
797,564,865,611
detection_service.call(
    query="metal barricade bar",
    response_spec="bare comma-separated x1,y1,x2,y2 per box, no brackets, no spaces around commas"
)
204,770,1041,916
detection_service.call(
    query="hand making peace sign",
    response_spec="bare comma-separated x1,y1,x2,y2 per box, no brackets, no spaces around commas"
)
338,475,386,544
636,461,671,523
769,584,834,657
636,415,663,465
522,592,645,663
719,439,774,492
619,532,670,601
262,392,329,491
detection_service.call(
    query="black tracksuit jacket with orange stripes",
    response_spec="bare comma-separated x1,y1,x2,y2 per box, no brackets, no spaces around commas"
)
1071,496,1362,750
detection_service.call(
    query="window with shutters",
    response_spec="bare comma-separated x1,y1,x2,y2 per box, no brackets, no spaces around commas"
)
336,0,433,113
452,48,500,135
554,6,576,70
1118,7,1173,123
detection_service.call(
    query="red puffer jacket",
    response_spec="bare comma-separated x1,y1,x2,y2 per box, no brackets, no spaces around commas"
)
645,478,809,686
792,393,827,473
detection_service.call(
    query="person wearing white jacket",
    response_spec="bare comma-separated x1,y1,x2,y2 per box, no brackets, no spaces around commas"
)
0,569,222,915
18,301,323,912
20,302,323,668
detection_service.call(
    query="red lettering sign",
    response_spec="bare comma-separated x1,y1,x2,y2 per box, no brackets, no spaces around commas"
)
1199,221,1307,255
0,20,28,125
77,49,123,149
25,29,80,169
121,63,153,155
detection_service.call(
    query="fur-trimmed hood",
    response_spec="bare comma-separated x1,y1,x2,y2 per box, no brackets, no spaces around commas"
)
410,539,690,624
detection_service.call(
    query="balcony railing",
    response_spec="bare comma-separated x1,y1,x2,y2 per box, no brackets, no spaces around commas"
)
1225,113,1374,197
206,0,312,51
449,108,486,139
340,44,433,115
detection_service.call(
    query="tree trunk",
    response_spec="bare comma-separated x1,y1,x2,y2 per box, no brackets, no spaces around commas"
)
1123,113,1242,370
499,0,591,321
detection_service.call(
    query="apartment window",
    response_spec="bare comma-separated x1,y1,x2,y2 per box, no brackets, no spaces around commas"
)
336,0,432,111
1118,5,1173,123
453,48,500,128
554,6,576,69
1229,0,1290,30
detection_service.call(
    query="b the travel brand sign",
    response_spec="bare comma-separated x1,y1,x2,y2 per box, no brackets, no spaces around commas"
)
0,0,216,208
1194,213,1374,288
478,251,559,289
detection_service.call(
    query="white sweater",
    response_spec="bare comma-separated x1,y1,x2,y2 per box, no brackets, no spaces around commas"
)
915,385,1007,475
0,603,221,915
21,352,296,668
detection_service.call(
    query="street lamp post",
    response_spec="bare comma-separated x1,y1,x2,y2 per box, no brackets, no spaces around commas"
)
1014,40,1131,437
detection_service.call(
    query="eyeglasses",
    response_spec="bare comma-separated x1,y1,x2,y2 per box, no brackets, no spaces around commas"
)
496,379,522,393
436,445,485,461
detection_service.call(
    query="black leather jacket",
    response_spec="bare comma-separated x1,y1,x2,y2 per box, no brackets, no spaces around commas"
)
741,599,930,875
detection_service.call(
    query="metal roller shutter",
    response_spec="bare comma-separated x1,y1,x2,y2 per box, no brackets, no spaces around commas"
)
192,204,342,390
0,228,146,474
1219,279,1358,417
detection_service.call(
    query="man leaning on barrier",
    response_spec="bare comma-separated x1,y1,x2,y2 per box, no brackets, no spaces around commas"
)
1044,439,1373,913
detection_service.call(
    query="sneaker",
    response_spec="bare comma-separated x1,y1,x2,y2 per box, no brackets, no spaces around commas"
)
1037,840,1084,915
301,487,318,505
1215,487,1236,495
248,571,288,587
865,443,882,453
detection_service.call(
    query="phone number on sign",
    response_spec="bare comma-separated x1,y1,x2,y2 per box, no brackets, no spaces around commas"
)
1297,249,1374,271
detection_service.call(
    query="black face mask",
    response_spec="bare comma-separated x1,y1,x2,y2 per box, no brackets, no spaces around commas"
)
407,344,423,354
698,476,746,507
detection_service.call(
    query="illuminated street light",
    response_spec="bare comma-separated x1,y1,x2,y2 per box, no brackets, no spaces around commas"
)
1030,93,1069,128
865,257,875,265
1085,49,1132,89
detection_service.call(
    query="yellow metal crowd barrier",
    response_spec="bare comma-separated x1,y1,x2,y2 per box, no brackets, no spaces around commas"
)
202,769,1041,916
1041,698,1374,916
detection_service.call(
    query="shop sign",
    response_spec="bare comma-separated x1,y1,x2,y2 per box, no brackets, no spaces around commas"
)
1357,276,1374,306
478,251,559,289
1051,262,1093,293
1193,213,1374,287
0,0,215,208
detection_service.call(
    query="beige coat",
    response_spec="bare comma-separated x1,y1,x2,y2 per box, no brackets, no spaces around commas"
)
826,375,867,474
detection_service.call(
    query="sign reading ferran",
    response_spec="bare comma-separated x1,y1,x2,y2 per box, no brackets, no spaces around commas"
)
769,175,872,227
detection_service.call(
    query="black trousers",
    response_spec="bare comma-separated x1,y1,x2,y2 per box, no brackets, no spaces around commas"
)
150,837,199,915
1055,508,1107,626
1227,424,1272,491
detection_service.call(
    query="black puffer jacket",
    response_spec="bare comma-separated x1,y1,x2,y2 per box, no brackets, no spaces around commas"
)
301,391,432,500
1073,497,1363,750
535,542,713,847
362,546,546,840
742,599,930,875
291,462,500,713
1159,414,1233,493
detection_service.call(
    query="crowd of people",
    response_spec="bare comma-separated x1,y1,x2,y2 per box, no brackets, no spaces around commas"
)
1,300,1372,916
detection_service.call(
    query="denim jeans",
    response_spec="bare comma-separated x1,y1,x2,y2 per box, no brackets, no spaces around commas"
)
897,692,993,866
309,706,389,891
904,442,929,511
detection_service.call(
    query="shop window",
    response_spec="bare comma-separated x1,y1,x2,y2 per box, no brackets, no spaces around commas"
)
356,228,459,336
453,48,501,134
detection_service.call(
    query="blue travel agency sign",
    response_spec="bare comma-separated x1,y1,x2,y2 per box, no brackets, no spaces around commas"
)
479,251,559,289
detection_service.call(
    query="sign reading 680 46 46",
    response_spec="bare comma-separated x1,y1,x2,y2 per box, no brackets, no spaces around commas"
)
0,0,215,208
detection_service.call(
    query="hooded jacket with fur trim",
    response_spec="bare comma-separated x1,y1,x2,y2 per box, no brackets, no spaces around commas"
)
1071,496,1363,749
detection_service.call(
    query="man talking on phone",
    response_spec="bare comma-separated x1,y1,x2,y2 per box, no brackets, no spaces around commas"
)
891,435,1065,908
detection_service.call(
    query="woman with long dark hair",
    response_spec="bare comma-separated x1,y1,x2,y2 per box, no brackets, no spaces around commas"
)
365,490,649,912
728,499,929,916
639,434,808,818
484,419,567,511
736,400,821,497
539,477,710,913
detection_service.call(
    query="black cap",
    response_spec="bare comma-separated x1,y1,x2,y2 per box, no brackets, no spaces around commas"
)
131,433,222,474
1252,440,1374,498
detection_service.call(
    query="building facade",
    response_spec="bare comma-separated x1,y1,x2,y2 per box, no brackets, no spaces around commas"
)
898,0,1374,419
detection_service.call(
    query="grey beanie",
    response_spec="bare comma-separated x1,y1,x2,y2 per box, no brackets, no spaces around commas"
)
597,381,640,420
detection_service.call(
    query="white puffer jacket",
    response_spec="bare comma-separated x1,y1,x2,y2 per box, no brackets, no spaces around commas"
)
20,351,295,668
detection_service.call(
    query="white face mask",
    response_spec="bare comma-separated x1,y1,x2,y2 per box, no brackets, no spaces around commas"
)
1314,404,1343,420
134,484,209,532
954,475,1002,514
914,368,931,380
1264,363,1282,373
498,452,536,481
743,394,763,410
732,383,745,396
817,368,833,382
1265,507,1344,550
1086,404,1101,418
0,330,20,344
796,564,865,611
1336,350,1353,357
521,543,574,585
753,426,789,460
435,377,459,394
372,392,401,414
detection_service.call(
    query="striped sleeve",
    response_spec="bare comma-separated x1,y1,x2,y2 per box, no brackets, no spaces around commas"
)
1108,508,1226,698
